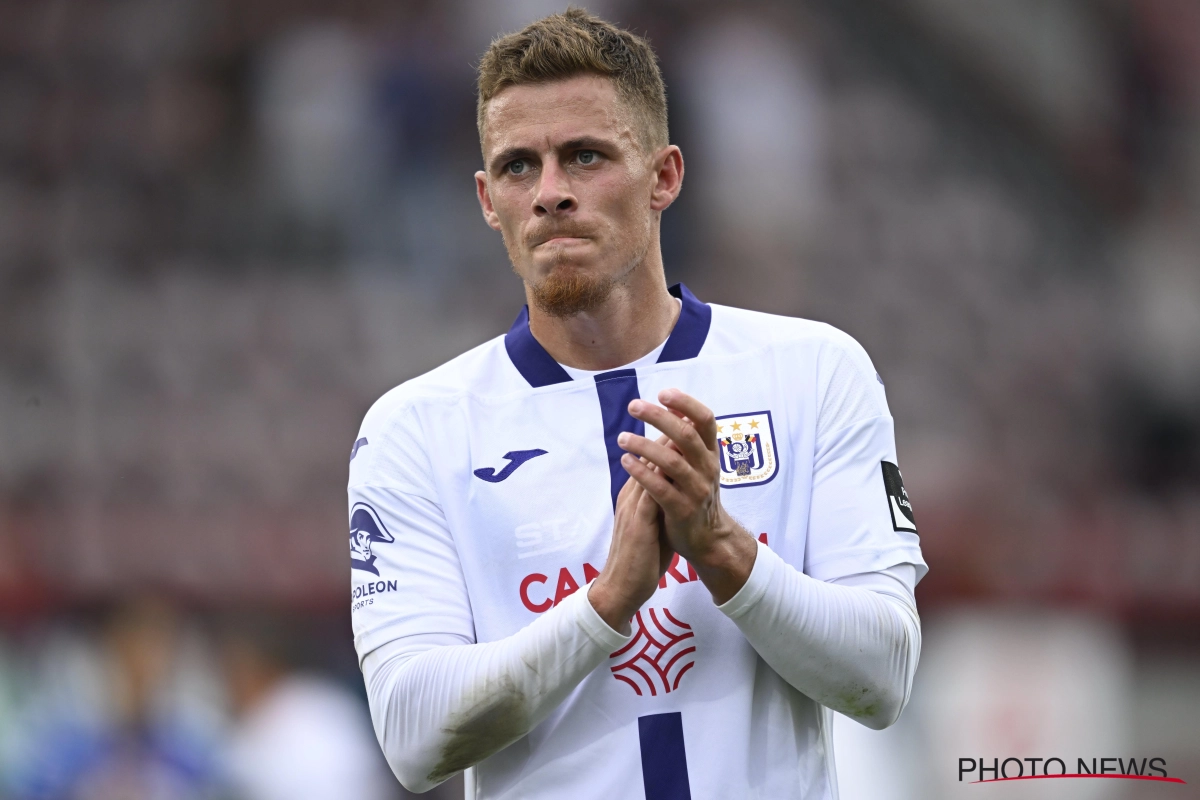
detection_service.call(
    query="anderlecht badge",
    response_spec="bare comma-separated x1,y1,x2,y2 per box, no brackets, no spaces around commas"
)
716,410,778,488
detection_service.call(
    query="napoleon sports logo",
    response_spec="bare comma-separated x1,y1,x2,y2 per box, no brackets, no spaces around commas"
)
349,502,394,576
609,607,697,696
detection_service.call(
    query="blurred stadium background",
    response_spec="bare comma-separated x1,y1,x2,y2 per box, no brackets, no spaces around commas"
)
1,0,1198,798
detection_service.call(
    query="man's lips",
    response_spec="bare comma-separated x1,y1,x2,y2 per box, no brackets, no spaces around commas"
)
533,235,590,247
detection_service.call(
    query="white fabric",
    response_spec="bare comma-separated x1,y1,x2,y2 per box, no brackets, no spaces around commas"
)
348,301,927,798
719,544,921,729
558,336,669,381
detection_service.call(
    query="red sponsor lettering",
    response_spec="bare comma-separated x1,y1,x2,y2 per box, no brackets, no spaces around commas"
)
519,573,552,613
659,553,695,588
520,563,602,613
666,553,690,584
553,567,581,606
758,532,768,545
521,549,730,615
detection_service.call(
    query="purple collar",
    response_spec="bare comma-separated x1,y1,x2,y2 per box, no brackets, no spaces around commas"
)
504,283,712,388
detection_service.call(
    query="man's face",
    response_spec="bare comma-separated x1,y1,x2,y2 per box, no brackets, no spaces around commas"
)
476,75,666,317
351,529,372,560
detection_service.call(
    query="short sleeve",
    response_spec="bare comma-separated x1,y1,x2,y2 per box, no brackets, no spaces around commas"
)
802,334,928,584
348,399,475,664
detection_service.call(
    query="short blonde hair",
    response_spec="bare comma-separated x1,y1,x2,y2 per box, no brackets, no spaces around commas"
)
476,8,668,150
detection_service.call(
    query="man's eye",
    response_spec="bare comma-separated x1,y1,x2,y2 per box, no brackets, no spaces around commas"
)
577,150,597,165
508,160,527,175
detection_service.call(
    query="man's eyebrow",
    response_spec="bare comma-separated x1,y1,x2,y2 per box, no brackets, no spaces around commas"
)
560,136,617,152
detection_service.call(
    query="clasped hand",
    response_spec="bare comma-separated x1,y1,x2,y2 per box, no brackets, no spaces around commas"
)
588,389,757,633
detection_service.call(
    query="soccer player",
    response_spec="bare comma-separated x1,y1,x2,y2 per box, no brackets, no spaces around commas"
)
348,9,926,799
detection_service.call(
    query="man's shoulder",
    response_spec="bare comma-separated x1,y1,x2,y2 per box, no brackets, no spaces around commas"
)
708,305,890,434
358,334,524,432
707,303,871,364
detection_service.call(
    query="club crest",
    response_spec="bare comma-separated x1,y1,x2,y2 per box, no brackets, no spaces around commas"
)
716,410,778,488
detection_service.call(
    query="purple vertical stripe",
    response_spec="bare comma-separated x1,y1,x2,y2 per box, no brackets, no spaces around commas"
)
638,712,692,800
594,368,643,508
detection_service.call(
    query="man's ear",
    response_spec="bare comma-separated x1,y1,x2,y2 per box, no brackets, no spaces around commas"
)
476,171,502,231
649,145,684,212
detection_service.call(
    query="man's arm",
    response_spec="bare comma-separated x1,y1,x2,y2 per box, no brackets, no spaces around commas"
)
357,475,669,792
362,587,628,792
619,389,921,729
715,542,921,729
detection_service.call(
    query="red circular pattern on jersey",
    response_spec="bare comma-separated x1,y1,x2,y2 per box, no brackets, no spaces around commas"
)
608,607,696,696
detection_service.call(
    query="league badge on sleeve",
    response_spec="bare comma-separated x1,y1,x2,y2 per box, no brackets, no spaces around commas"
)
715,410,778,488
881,461,917,533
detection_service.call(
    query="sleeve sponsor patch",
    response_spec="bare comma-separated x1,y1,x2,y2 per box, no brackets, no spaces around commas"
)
881,461,917,533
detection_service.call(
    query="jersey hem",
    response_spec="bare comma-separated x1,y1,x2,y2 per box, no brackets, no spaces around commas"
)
354,622,475,668
717,539,777,620
806,545,928,584
571,581,634,651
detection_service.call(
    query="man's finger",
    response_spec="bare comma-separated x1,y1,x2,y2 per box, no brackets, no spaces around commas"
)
616,437,672,523
636,433,676,475
620,452,686,514
627,399,710,465
615,473,647,519
616,473,638,502
658,389,718,451
619,432,706,495
633,481,660,524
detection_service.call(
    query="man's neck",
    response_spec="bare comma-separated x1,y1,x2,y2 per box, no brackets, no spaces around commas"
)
526,262,680,372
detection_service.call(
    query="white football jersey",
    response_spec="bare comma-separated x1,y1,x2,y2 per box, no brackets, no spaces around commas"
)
348,284,926,799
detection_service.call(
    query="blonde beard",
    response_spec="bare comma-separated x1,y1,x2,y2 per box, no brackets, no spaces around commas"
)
528,267,620,318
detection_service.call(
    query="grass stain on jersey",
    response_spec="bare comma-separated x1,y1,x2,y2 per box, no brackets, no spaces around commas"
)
835,686,880,722
428,678,530,785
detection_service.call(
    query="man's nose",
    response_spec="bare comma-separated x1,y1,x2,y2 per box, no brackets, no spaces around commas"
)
532,161,576,216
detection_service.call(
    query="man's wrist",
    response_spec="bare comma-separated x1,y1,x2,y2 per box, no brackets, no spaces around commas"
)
688,523,758,605
586,579,633,636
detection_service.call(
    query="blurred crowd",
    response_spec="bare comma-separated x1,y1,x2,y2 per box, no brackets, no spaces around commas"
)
2,0,1199,610
1,0,1199,797
0,596,399,800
